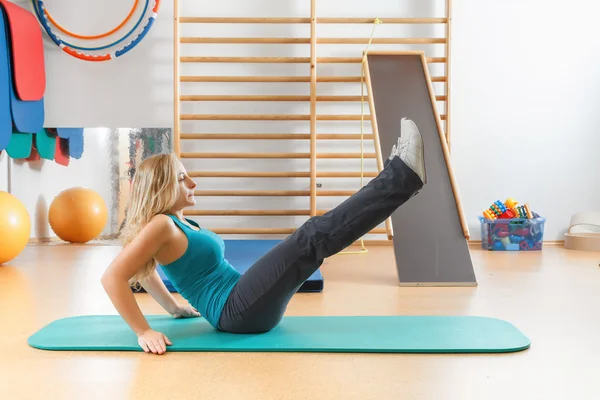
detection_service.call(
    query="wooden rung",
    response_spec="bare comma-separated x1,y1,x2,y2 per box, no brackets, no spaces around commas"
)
179,17,447,24
318,38,446,44
317,134,374,139
317,171,377,177
178,76,373,83
188,171,310,178
210,228,297,234
317,96,364,101
318,57,360,63
321,190,358,196
183,152,310,159
181,95,304,101
180,56,445,64
318,153,376,158
181,37,446,45
193,190,359,196
180,133,375,140
319,57,446,64
318,115,372,121
180,114,309,120
179,75,446,83
317,18,448,24
186,209,311,216
181,37,310,44
180,17,311,24
205,227,387,234
181,76,310,83
180,95,368,102
427,57,446,63
181,133,307,139
317,76,362,82
186,171,378,178
180,114,372,121
195,190,310,196
181,152,376,159
181,57,310,63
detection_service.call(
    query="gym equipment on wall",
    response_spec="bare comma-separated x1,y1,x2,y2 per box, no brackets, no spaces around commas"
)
31,0,161,61
173,0,452,243
365,51,475,287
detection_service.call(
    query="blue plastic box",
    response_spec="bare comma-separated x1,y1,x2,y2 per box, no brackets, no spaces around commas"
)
478,213,546,251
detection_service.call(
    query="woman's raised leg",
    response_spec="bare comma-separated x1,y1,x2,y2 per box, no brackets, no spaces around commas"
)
218,117,427,333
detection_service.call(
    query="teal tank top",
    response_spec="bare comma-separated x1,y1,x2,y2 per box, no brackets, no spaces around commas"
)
158,215,241,328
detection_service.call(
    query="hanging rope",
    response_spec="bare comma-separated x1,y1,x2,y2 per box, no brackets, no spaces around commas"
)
340,17,382,256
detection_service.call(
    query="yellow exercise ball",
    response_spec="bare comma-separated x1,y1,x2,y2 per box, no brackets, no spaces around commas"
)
49,187,108,243
0,191,30,265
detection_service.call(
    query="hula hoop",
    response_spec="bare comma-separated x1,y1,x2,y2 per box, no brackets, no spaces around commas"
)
31,0,160,61
32,0,150,51
42,0,140,40
32,0,150,52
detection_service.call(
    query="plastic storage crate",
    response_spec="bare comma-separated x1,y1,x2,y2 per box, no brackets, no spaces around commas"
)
479,213,546,251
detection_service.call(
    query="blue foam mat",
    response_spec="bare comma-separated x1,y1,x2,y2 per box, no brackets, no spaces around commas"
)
56,127,83,158
0,6,12,151
141,240,323,293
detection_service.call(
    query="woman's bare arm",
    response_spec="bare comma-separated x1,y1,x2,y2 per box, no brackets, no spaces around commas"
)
101,215,172,336
139,269,180,315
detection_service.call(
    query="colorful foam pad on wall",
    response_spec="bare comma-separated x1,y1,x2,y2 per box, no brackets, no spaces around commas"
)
0,1,83,166
0,0,48,160
27,145,40,161
0,0,45,101
36,128,55,160
0,5,11,151
54,137,69,166
57,128,84,159
6,127,31,158
0,4,44,150
7,48,44,134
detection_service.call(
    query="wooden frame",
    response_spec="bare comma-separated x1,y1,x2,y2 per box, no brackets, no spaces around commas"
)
363,50,468,239
173,0,451,240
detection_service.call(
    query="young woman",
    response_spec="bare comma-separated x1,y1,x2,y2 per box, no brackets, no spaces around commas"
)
101,117,427,355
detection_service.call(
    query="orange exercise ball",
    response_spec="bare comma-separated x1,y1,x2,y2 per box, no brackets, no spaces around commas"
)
49,187,108,243
0,191,30,265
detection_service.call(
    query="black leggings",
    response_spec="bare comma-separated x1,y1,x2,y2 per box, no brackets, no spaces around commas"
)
217,156,424,333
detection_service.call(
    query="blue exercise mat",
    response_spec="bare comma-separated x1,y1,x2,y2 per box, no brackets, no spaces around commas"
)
137,240,324,294
0,6,12,151
56,127,83,159
27,314,531,353
2,5,44,134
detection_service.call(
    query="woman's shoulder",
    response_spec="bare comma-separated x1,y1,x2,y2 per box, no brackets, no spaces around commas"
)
150,213,174,223
143,214,176,237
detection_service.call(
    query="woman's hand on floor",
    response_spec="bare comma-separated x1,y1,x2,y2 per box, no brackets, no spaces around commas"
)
137,329,172,354
170,303,201,319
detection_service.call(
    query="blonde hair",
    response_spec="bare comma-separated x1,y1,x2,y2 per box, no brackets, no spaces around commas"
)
121,152,181,286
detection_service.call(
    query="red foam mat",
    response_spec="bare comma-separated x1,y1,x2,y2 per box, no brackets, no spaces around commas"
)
0,0,45,101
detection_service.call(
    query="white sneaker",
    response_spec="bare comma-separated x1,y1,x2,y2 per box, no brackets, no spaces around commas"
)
388,117,427,184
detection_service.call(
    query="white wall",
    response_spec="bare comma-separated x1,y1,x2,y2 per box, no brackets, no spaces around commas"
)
0,151,7,192
5,0,599,242
451,0,600,240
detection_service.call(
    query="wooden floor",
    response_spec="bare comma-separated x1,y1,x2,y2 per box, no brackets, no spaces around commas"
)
1,243,599,399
